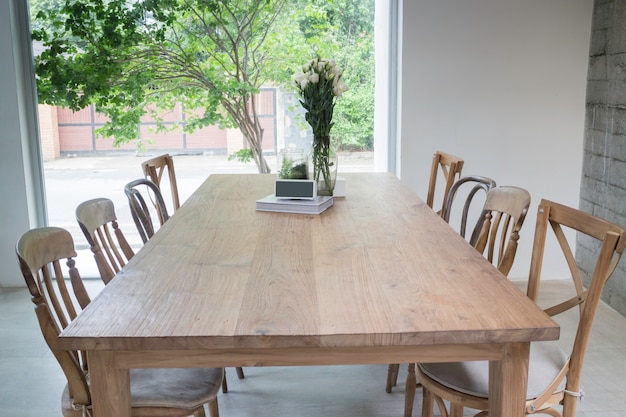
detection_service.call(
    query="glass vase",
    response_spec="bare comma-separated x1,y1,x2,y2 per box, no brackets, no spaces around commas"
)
277,148,308,179
310,136,338,196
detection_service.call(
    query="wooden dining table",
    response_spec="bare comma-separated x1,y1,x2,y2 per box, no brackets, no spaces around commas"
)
59,173,559,417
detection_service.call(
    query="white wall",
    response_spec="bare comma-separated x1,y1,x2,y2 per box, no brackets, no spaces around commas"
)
399,1,593,279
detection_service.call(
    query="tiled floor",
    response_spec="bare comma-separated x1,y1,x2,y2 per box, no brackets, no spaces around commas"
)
1,279,626,416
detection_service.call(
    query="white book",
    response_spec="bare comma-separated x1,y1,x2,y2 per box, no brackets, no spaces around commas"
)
256,194,334,214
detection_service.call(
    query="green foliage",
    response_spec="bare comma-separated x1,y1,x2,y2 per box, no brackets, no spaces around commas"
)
32,0,286,173
278,156,308,179
228,148,253,164
31,0,376,165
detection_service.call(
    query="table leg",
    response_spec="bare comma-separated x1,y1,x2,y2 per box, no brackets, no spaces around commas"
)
489,342,530,417
88,350,131,417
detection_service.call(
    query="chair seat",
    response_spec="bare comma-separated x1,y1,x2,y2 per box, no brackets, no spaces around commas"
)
63,368,224,414
419,341,568,400
130,368,224,409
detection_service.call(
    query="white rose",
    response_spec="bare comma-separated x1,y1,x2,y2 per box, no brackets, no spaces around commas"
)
294,71,307,83
309,73,319,83
300,78,309,89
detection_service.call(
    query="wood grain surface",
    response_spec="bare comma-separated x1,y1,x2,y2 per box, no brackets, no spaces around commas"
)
61,173,558,350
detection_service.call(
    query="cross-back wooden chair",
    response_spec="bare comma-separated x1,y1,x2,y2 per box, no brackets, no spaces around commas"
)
75,198,134,284
125,178,170,244
426,150,464,216
16,226,224,417
142,154,181,213
412,199,626,417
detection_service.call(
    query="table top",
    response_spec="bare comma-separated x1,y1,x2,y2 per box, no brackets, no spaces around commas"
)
59,173,559,352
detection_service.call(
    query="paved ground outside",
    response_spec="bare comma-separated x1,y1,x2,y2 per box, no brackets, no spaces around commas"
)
43,152,374,276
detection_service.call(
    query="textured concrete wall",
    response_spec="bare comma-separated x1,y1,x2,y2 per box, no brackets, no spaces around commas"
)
580,0,626,315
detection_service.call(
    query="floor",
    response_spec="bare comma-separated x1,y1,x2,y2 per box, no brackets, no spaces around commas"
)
1,279,626,417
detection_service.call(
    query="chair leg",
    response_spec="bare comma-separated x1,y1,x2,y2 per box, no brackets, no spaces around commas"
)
562,392,578,417
194,404,207,417
207,397,219,417
386,363,400,393
236,367,245,379
221,371,228,393
421,385,435,417
449,403,464,417
404,363,417,417
435,396,450,417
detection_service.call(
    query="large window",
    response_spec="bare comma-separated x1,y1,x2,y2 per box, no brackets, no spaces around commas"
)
28,0,396,276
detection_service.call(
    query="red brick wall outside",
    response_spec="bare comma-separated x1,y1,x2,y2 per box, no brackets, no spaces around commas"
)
38,104,60,161
52,88,277,156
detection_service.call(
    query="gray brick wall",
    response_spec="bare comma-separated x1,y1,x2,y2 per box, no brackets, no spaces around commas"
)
580,0,626,315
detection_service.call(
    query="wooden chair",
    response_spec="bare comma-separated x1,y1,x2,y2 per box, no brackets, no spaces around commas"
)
75,198,134,284
15,227,224,417
142,154,181,213
125,178,170,244
413,199,626,417
469,185,531,276
426,151,464,215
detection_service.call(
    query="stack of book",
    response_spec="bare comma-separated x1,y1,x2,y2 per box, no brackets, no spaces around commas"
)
255,195,334,214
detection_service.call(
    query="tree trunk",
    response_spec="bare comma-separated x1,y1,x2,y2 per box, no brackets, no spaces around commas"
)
242,130,271,174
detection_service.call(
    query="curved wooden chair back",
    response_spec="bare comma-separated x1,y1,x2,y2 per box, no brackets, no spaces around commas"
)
75,198,134,284
426,151,464,215
142,153,180,212
414,199,626,417
442,175,497,240
471,186,531,276
16,227,92,415
124,178,170,244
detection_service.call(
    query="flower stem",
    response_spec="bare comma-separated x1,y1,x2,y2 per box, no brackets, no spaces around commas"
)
313,136,334,195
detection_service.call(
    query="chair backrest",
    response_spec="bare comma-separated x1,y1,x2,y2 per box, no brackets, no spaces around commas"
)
15,227,92,410
124,178,170,244
442,175,497,240
426,150,464,215
525,199,626,416
142,153,180,212
470,186,531,276
75,198,134,284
